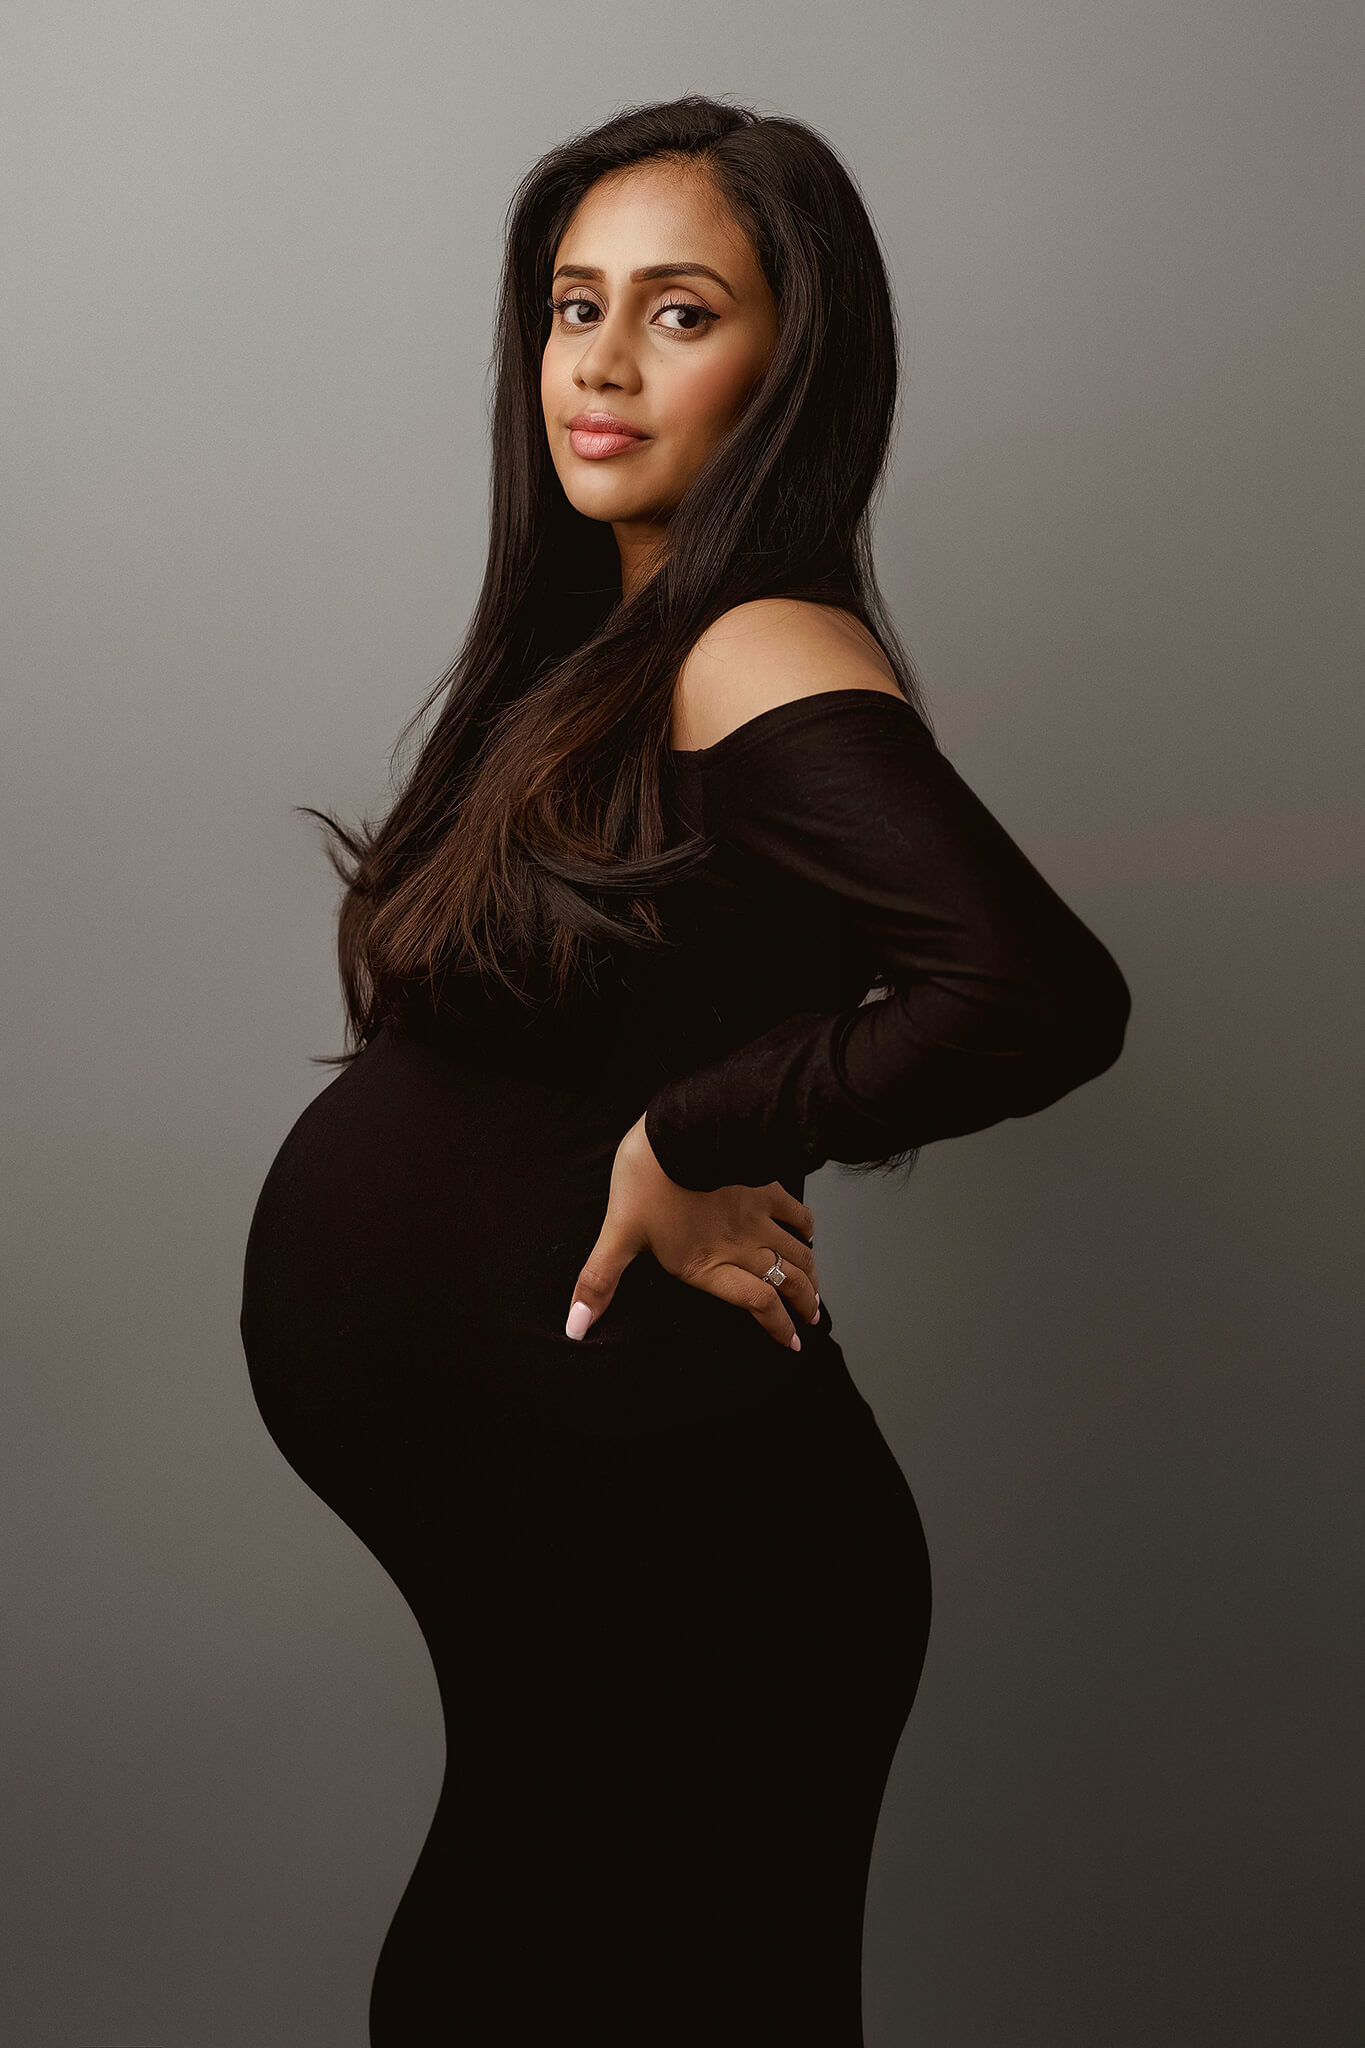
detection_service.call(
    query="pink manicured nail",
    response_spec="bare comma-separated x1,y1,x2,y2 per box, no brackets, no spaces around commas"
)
565,1301,594,1340
789,1332,801,1351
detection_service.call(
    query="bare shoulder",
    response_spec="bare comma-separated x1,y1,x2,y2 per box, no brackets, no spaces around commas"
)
670,598,904,752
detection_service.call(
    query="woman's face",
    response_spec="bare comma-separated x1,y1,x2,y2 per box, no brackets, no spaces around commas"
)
540,160,780,588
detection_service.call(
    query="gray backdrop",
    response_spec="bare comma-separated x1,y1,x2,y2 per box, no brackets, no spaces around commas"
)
4,5,1359,2043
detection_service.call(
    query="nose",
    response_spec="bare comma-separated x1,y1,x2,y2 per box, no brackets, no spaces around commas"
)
571,308,643,395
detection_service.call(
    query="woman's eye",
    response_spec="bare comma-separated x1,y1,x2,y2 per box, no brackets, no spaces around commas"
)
655,299,717,334
549,295,599,327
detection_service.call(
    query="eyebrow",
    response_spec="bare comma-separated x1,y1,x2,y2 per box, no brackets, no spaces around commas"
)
551,262,737,301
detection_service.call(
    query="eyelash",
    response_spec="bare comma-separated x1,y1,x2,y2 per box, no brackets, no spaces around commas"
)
546,292,718,336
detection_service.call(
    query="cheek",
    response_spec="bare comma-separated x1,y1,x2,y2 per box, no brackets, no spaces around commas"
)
541,336,572,402
667,348,762,442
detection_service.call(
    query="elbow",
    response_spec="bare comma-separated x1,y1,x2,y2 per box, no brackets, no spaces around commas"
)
1008,944,1133,1108
1061,947,1131,1081
1096,956,1133,1073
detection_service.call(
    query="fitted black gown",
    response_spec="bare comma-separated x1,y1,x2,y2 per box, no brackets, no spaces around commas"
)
240,688,1130,2045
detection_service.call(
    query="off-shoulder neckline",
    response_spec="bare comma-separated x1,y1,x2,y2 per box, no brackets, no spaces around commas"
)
669,685,913,767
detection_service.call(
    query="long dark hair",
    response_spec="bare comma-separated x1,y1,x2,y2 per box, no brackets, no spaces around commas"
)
306,92,932,1066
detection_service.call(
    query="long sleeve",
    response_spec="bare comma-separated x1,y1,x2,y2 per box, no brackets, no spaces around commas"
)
643,691,1132,1192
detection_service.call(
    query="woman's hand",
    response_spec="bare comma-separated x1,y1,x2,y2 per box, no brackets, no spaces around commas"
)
564,1114,820,1350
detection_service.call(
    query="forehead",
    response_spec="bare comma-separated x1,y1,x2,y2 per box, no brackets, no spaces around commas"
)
553,162,759,282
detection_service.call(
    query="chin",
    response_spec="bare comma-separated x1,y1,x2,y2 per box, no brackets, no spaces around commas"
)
563,481,660,523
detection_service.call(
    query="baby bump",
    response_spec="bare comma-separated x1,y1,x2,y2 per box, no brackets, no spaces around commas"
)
240,1027,851,1464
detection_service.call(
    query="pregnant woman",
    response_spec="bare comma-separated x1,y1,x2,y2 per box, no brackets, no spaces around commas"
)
240,96,1131,2046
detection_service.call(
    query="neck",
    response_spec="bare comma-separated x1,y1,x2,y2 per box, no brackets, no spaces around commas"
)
613,519,668,602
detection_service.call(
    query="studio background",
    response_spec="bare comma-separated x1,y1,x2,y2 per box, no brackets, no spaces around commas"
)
3,5,1358,2043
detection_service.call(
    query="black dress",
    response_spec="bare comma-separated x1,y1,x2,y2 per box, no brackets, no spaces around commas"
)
239,687,1131,2046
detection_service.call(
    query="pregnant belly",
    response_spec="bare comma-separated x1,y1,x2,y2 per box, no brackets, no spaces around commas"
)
240,1027,851,1470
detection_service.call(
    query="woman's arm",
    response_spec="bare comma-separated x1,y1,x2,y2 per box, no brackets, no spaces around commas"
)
644,605,1132,1192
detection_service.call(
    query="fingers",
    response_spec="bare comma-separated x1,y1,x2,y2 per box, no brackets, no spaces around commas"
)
764,1224,822,1325
740,1239,819,1340
705,1261,805,1351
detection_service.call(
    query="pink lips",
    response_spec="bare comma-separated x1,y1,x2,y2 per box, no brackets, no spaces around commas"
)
567,412,649,460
